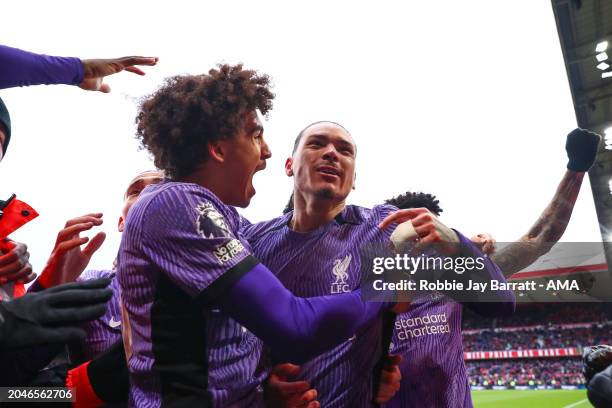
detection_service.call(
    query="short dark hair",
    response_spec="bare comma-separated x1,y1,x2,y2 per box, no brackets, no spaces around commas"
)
136,64,274,178
385,191,443,215
292,121,352,154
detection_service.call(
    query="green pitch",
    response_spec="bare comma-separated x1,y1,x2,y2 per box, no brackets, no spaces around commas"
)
472,390,590,408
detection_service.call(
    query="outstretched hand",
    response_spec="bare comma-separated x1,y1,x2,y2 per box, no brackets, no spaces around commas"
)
79,56,158,93
39,213,106,288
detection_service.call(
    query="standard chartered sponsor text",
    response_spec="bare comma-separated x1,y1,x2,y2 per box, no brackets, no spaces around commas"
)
395,313,450,340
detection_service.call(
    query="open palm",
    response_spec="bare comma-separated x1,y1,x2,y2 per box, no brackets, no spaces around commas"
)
40,213,106,288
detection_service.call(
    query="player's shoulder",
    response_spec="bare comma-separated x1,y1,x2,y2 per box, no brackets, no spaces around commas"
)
138,181,237,220
140,181,224,206
341,203,398,225
241,212,291,241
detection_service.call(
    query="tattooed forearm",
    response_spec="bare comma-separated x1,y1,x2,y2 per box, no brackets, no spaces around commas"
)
492,171,585,277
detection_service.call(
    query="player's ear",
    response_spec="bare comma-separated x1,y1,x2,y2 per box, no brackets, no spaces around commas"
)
285,157,294,177
208,140,226,163
118,216,125,233
352,171,357,190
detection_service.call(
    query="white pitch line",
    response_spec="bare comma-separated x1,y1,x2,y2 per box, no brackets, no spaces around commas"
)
562,398,589,408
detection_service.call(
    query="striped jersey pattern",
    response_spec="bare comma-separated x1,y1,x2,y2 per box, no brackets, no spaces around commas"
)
385,295,472,408
117,181,266,408
242,204,397,408
74,269,122,361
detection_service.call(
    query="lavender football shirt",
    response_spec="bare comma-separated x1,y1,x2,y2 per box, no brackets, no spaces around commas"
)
117,181,266,408
242,204,396,407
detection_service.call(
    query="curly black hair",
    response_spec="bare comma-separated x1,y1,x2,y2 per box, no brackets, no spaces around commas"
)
136,64,274,178
385,191,443,215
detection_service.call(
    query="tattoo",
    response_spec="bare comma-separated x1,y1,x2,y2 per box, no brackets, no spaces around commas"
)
492,171,585,277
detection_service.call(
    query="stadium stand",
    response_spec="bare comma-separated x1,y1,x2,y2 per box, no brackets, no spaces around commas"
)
463,304,612,388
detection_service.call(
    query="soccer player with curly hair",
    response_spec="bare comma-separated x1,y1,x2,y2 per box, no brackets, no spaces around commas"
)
117,65,400,407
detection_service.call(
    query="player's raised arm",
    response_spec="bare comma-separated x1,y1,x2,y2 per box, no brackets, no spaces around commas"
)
0,44,157,91
491,128,601,277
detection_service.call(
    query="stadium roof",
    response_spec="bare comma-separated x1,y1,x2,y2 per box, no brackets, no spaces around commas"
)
552,0,612,299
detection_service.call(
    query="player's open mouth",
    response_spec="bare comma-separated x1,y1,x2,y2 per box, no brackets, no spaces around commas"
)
316,165,342,177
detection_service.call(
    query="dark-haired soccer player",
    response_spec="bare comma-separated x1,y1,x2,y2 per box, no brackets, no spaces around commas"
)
384,128,601,407
242,121,514,406
117,67,402,407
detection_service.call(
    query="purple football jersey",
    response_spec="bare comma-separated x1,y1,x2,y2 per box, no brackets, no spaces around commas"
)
117,181,266,408
242,204,396,408
385,295,472,408
75,269,122,361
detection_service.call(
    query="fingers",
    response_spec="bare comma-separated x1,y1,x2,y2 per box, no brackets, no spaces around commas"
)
18,271,37,284
271,363,302,378
82,232,106,259
57,222,96,243
281,388,318,408
124,66,146,76
273,380,311,396
410,212,437,228
379,208,430,230
482,241,496,255
0,242,27,267
43,302,110,324
35,327,87,344
0,239,16,251
299,389,318,405
54,236,89,256
380,366,402,384
45,277,111,293
64,214,103,228
99,83,111,93
376,365,402,403
0,263,33,285
414,234,440,252
0,250,30,280
384,354,402,368
45,287,112,307
119,56,158,67
414,222,434,237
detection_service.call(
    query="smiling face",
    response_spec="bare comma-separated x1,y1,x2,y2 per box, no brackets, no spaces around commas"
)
287,122,356,203
216,111,271,208
118,170,165,232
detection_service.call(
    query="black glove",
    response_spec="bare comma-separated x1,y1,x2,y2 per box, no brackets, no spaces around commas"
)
584,345,612,382
588,364,612,408
566,128,601,172
0,278,112,348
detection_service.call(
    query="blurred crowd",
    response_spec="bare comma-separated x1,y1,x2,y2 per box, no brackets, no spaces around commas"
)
467,358,585,387
463,324,612,351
